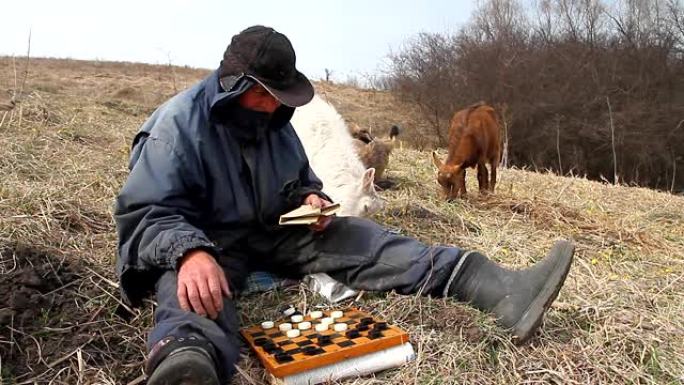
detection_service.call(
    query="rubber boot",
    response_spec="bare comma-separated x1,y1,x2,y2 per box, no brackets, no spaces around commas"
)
147,347,219,385
449,240,574,343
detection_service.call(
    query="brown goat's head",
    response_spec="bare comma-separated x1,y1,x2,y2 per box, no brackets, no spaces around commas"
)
350,123,374,144
431,151,466,200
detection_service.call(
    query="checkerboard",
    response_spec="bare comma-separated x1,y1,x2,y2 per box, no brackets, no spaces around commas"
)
240,308,410,378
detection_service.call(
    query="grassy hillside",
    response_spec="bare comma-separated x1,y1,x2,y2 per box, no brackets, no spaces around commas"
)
0,58,682,385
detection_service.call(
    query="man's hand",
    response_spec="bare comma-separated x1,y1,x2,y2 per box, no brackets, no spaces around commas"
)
177,249,231,319
303,194,334,232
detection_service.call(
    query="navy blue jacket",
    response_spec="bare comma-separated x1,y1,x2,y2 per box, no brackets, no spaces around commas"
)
114,71,326,306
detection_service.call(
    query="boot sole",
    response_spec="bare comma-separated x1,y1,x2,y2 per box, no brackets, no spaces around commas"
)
510,240,574,344
147,350,219,385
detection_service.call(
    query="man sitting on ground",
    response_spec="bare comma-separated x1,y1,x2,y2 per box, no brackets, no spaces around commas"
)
114,25,575,385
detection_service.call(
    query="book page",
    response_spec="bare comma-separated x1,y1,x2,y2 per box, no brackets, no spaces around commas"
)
279,203,341,226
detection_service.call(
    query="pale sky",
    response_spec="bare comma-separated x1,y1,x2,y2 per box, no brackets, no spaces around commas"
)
0,0,476,82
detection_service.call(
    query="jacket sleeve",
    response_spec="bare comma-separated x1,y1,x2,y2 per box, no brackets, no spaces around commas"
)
115,135,218,276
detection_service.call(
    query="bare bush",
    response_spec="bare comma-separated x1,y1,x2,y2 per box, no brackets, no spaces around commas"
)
388,0,684,192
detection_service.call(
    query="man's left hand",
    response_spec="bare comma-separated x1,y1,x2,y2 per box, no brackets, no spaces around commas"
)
303,194,334,232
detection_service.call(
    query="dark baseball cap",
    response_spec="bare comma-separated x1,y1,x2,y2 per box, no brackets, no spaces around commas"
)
219,25,314,107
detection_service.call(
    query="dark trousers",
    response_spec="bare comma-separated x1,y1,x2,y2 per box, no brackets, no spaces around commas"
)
149,217,464,382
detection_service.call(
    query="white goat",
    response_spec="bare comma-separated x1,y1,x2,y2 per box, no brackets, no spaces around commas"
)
290,95,382,217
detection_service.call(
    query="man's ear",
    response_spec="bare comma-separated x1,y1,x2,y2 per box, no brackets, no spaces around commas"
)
431,151,443,169
362,168,376,191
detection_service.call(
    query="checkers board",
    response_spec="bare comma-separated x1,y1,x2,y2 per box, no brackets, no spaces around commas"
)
240,308,410,378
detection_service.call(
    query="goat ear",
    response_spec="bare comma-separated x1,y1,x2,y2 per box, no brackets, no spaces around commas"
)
431,151,443,169
362,168,376,190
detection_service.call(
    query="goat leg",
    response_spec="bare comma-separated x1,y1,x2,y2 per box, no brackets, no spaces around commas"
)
490,162,497,193
477,163,489,193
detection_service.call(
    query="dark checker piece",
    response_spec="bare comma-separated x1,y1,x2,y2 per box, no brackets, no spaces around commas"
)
368,330,383,340
305,347,325,356
360,317,374,325
374,322,388,330
274,353,294,363
345,330,361,339
356,324,370,331
301,345,324,356
317,335,332,346
263,343,281,354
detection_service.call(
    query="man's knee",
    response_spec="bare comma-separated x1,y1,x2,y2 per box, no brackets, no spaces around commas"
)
324,216,389,254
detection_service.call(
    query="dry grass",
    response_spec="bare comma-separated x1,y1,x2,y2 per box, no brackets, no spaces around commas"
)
0,57,682,385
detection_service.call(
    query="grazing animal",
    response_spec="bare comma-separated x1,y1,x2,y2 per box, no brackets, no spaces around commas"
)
290,95,383,216
350,123,400,144
350,123,374,144
351,124,401,182
431,102,501,200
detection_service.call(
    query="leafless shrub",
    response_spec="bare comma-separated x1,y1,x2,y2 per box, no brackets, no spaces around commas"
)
388,0,684,192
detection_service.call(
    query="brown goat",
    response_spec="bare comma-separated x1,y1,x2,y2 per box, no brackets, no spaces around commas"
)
350,123,374,144
353,138,393,181
431,102,501,199
351,124,400,182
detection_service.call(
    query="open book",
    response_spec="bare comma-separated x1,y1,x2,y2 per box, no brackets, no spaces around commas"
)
279,203,341,226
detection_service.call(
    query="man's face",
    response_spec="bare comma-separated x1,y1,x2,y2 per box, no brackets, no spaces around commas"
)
237,84,282,114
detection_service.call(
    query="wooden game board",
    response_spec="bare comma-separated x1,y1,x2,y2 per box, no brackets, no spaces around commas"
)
240,308,410,378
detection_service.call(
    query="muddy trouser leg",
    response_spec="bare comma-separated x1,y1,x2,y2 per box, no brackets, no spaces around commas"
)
147,253,247,383
249,217,465,297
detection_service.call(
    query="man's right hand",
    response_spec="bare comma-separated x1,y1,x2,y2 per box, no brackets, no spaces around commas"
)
177,249,232,319
303,193,334,232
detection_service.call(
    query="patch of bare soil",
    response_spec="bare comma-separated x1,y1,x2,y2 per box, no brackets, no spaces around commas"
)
0,246,80,376
0,244,144,384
